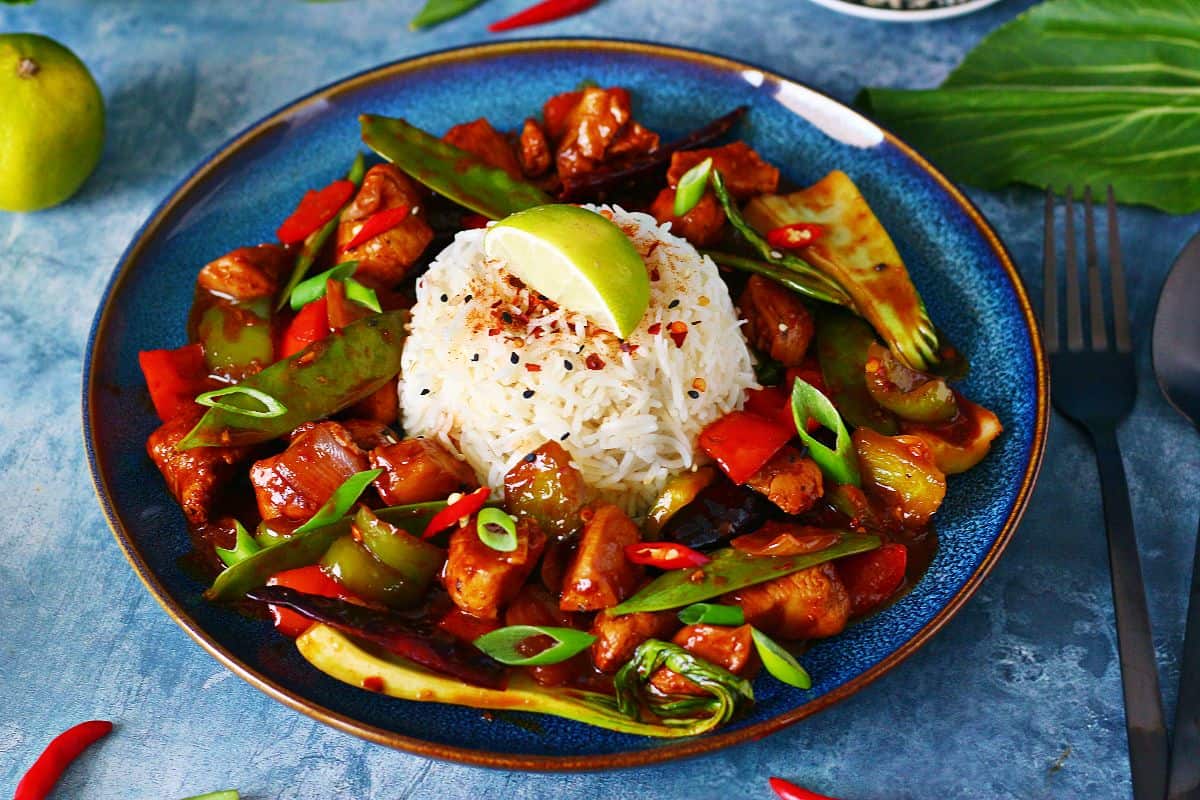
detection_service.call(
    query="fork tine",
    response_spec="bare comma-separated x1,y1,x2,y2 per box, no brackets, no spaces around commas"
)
1043,188,1059,353
1064,186,1084,350
1084,187,1109,350
1108,186,1132,352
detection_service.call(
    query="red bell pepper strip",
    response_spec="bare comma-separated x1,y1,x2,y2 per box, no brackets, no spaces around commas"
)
769,777,840,800
765,222,825,250
423,487,491,539
276,179,356,245
279,297,330,358
698,411,794,485
488,0,599,32
624,542,711,570
344,204,412,251
15,720,114,800
138,343,210,421
266,565,356,638
437,608,502,643
745,386,796,429
836,542,908,617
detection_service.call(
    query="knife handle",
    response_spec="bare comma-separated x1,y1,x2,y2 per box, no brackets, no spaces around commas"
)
1168,513,1200,800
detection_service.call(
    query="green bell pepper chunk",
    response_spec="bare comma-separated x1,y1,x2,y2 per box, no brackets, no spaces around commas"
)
190,297,275,382
815,310,899,434
354,506,444,596
863,341,958,423
320,534,424,608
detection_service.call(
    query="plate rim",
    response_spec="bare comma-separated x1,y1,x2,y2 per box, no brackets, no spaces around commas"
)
82,36,1048,772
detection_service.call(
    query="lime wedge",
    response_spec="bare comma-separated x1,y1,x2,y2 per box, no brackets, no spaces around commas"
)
483,205,649,338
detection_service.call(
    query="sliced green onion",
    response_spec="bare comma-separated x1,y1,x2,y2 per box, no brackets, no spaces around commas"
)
344,277,382,313
346,152,366,185
791,377,861,487
215,520,260,567
677,602,745,626
673,156,713,217
289,260,359,311
476,506,518,552
750,627,812,690
195,385,287,419
473,625,596,666
293,468,383,534
179,792,240,800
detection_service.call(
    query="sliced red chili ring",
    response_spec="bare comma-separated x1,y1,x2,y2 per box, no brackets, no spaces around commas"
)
765,222,825,250
423,487,491,539
624,542,711,570
276,179,356,245
344,204,412,250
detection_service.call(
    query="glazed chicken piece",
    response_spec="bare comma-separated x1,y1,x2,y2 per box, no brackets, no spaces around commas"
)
559,504,644,612
250,421,370,522
541,89,583,141
338,419,398,451
196,244,291,302
506,585,587,686
369,437,478,506
607,120,659,159
745,446,824,515
649,188,726,247
518,117,552,178
667,141,779,200
738,274,815,367
147,408,252,527
335,164,433,288
347,377,400,427
555,87,631,180
443,518,546,620
590,608,679,673
723,563,850,641
443,118,523,180
650,624,759,696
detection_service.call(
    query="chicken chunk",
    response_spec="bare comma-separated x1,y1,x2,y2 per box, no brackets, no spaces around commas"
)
745,446,824,515
518,117,552,177
554,87,632,180
443,118,523,180
146,408,252,526
607,120,659,159
542,89,584,142
738,274,815,367
370,438,478,506
649,188,726,247
347,376,400,426
338,419,399,451
335,164,433,288
506,585,586,686
723,563,850,640
250,421,370,522
667,142,779,200
443,518,546,620
559,504,643,612
196,244,290,302
650,624,758,696
590,608,679,673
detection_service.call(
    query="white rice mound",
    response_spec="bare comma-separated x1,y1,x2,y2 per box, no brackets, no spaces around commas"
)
400,205,757,515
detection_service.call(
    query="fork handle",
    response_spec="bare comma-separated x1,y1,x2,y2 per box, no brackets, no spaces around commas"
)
1168,513,1200,800
1091,426,1170,800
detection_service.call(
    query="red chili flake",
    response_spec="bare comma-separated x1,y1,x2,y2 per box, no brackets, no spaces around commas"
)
619,341,639,354
362,676,385,692
585,354,605,370
530,325,544,338
487,327,501,336
525,364,542,372
580,507,596,523
649,267,661,282
668,321,689,348
692,377,707,391
647,322,663,335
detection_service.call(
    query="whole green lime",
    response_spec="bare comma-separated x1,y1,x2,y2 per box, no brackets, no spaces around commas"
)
0,33,105,212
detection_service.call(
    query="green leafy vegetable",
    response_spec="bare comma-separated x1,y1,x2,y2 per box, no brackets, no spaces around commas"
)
750,627,812,690
194,386,287,419
474,625,596,666
612,533,879,614
613,640,754,734
678,602,745,626
858,0,1200,214
293,469,382,534
815,310,898,434
476,507,518,552
410,0,487,28
289,261,358,310
673,156,713,216
215,520,259,567
791,376,862,487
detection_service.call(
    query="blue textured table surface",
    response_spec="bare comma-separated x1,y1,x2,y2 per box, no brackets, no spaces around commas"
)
1,1,1197,798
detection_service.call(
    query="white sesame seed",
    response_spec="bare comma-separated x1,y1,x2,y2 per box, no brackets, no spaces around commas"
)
778,323,789,332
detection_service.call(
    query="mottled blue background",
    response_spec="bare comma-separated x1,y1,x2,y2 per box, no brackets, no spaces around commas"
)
1,1,1197,798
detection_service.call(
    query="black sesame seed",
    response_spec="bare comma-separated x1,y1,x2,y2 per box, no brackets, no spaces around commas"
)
560,432,570,441
440,293,449,303
564,360,574,370
464,294,473,303
420,388,431,396
522,389,535,399
471,353,480,362
668,299,680,309
687,390,700,399
502,311,513,323
524,452,536,463
510,352,520,364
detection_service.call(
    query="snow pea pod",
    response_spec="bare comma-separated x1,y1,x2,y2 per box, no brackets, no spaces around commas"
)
360,114,552,220
815,310,899,435
177,311,407,449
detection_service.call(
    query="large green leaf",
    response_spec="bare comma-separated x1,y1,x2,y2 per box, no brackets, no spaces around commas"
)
859,0,1200,214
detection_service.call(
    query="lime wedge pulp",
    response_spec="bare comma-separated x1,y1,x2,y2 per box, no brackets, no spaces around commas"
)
483,205,650,339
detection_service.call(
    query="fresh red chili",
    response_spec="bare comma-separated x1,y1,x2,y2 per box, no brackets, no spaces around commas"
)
765,222,825,250
624,542,711,570
276,179,356,245
280,297,330,358
15,720,114,800
423,487,491,538
768,777,840,800
488,0,599,32
698,410,794,485
138,343,211,421
344,204,412,250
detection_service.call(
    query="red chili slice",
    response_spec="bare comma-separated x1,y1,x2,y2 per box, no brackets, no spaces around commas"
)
280,297,330,358
488,0,599,32
624,542,711,570
765,222,825,250
343,204,412,250
422,487,491,539
276,179,356,245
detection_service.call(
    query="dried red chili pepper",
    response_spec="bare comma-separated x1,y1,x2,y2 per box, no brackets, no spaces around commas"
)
423,487,491,539
488,0,599,32
15,720,113,800
344,204,412,250
276,179,356,245
765,222,825,250
769,777,840,800
624,542,711,570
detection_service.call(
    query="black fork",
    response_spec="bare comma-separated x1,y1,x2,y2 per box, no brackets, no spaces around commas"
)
1044,186,1169,800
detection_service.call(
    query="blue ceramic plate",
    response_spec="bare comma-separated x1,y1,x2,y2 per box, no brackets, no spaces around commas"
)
84,40,1047,770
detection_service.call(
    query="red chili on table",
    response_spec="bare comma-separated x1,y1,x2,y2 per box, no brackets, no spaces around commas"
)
768,776,841,800
423,486,491,538
488,0,600,32
625,542,711,570
698,410,794,485
343,204,412,250
765,222,825,250
276,179,356,245
15,720,113,800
